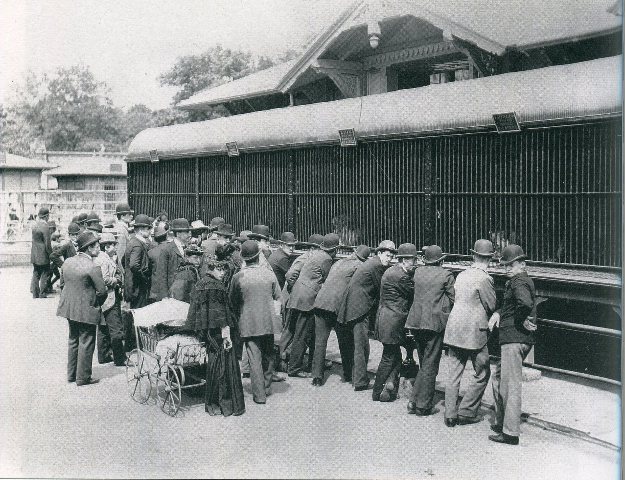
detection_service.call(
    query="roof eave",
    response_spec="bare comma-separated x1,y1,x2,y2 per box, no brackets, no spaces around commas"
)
177,88,283,110
515,26,622,51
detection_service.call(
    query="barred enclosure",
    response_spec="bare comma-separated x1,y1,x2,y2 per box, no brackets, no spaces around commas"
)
128,118,621,268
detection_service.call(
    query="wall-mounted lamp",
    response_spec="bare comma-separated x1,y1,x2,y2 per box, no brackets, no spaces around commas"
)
226,141,240,157
368,20,381,49
149,149,159,163
369,34,380,49
338,128,357,147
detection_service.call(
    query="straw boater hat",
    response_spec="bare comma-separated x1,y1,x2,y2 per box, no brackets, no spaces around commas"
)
240,240,261,261
423,245,446,264
191,220,209,232
470,239,495,257
499,244,528,265
99,233,117,245
396,243,418,258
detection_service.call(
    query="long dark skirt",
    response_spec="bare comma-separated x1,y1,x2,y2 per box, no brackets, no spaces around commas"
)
205,330,245,416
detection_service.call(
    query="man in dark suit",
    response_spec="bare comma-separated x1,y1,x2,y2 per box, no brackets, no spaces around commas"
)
148,225,172,302
30,207,52,298
56,231,107,385
311,244,370,385
405,245,455,416
337,240,396,391
287,234,340,378
160,218,191,296
123,214,153,350
268,232,297,289
50,222,80,288
373,243,418,402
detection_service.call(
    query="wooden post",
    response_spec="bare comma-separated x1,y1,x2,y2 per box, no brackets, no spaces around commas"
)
194,157,200,220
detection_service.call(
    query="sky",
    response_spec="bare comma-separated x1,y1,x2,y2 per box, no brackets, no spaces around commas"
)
0,0,352,110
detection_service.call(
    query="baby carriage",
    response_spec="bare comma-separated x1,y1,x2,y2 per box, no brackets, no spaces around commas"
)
126,298,207,416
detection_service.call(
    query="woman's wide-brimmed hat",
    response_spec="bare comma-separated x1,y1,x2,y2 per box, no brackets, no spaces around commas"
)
170,218,191,232
375,240,397,254
76,231,99,251
240,240,261,261
396,243,418,258
423,245,446,264
470,239,495,257
248,224,271,241
499,244,528,265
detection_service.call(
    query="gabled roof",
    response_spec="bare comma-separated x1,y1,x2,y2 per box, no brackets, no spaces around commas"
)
177,59,298,110
179,0,621,110
0,153,56,170
128,55,622,161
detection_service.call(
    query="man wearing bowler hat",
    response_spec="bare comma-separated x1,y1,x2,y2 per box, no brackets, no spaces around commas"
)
114,203,134,269
202,217,226,256
123,214,153,309
191,219,210,246
51,222,81,282
247,225,274,269
372,243,418,402
158,218,191,295
406,245,455,416
287,233,340,378
337,240,396,391
57,231,107,385
30,206,53,298
94,232,126,366
76,213,89,231
311,244,370,385
488,244,536,446
148,225,171,302
268,232,297,290
85,212,101,227
229,240,281,404
443,239,497,427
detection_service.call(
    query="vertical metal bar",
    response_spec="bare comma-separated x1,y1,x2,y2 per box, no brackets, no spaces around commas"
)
194,157,200,220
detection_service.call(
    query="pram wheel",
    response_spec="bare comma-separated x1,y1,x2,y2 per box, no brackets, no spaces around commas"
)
157,364,182,416
126,350,152,404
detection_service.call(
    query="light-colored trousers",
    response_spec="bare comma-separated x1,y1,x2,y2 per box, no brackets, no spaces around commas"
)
444,344,490,419
492,343,532,436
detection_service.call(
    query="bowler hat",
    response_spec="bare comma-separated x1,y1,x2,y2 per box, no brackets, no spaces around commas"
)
77,231,99,251
423,245,446,264
153,225,168,240
38,207,50,217
99,233,117,245
115,203,133,215
236,230,252,243
209,217,226,231
303,233,324,248
215,224,235,237
320,233,340,251
47,220,57,229
77,213,89,225
133,214,152,228
71,215,79,224
86,212,100,225
396,243,418,258
354,245,371,261
278,232,297,245
191,220,209,232
171,218,191,232
240,240,261,261
184,244,204,256
68,222,81,235
470,239,495,257
87,223,103,233
375,240,397,254
248,224,271,241
499,244,528,265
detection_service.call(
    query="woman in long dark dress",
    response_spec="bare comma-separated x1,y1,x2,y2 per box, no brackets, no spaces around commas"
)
186,256,245,416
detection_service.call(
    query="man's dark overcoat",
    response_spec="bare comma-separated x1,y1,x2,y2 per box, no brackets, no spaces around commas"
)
374,263,415,344
337,255,386,324
313,254,363,314
405,265,456,333
31,218,52,266
123,236,151,307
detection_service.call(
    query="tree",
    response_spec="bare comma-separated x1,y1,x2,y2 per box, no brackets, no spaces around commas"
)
1,66,124,154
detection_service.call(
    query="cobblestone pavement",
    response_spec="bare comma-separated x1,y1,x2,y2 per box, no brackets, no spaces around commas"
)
0,266,619,479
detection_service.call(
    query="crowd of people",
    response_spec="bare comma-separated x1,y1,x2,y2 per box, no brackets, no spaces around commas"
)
30,202,538,446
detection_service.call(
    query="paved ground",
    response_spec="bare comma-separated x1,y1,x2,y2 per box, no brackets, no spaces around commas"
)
0,266,620,479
